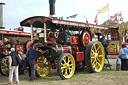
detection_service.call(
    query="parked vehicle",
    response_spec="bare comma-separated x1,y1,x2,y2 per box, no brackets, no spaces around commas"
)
0,29,34,75
20,16,108,79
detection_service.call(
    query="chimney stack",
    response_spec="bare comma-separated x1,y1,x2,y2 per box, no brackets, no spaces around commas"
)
0,3,5,29
49,0,56,18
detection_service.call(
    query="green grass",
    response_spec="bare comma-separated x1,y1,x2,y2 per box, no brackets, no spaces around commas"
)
0,59,128,85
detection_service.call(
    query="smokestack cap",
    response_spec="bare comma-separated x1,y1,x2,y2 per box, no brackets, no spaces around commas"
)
0,3,5,5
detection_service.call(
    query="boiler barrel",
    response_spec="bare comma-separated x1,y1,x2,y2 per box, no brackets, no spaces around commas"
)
53,44,79,57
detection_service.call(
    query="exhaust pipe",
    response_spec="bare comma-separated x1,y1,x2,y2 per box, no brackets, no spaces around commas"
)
0,3,5,29
49,0,56,18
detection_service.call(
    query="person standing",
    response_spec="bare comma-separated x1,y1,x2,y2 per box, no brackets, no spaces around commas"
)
116,55,121,71
8,48,21,85
26,45,33,77
99,36,111,69
120,44,128,70
26,45,48,80
99,36,108,59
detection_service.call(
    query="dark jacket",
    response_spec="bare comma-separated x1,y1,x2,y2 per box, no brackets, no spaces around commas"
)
26,49,41,60
10,52,19,66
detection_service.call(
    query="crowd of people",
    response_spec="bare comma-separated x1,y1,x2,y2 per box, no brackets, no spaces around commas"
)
99,35,128,71
8,44,48,85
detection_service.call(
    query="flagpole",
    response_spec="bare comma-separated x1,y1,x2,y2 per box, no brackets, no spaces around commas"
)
84,15,86,20
107,3,109,29
108,3,109,20
97,14,98,25
84,15,87,23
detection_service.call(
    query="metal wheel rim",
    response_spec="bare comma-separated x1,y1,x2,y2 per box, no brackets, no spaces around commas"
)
36,55,51,77
60,54,75,78
91,42,105,72
83,31,91,47
1,57,9,75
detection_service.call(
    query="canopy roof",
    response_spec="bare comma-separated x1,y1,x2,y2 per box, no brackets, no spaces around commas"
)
20,16,108,31
0,29,36,36
102,19,120,28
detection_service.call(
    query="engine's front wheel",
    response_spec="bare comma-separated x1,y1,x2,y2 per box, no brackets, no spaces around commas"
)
57,53,75,80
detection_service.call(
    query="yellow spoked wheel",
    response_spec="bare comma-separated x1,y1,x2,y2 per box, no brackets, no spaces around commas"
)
57,53,75,80
0,57,9,75
36,55,51,77
85,41,105,72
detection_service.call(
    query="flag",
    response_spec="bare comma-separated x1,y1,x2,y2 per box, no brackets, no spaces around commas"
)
86,19,88,23
14,28,18,31
110,15,115,19
120,16,123,21
94,14,98,25
110,12,122,20
98,4,109,14
67,14,78,19
59,16,63,20
84,15,88,23
14,27,24,31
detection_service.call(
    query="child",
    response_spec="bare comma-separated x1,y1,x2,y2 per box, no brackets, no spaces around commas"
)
116,55,121,71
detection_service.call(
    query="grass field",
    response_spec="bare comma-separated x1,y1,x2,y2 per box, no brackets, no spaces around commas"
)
0,59,128,85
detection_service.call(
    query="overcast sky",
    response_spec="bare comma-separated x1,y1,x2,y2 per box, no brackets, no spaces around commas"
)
0,0,128,32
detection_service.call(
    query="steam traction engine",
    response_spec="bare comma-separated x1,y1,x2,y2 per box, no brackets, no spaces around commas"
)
20,16,108,79
0,29,33,75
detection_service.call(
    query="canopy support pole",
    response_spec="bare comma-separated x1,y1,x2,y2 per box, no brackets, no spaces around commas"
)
44,23,47,43
31,24,33,43
79,27,80,35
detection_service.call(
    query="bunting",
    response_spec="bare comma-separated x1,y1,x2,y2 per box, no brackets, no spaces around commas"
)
110,12,122,20
94,14,98,25
67,14,78,19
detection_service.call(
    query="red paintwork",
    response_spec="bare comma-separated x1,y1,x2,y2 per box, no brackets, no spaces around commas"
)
108,52,119,55
51,63,57,69
111,29,119,41
70,36,79,45
73,52,84,62
0,29,36,36
73,45,79,53
4,37,10,43
59,45,83,62
47,32,54,41
60,45,70,53
16,45,24,53
0,49,5,52
47,41,55,45
82,30,92,47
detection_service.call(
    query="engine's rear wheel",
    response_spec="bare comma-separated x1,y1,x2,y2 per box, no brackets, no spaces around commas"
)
57,53,75,80
36,55,51,77
0,57,9,75
85,41,105,72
